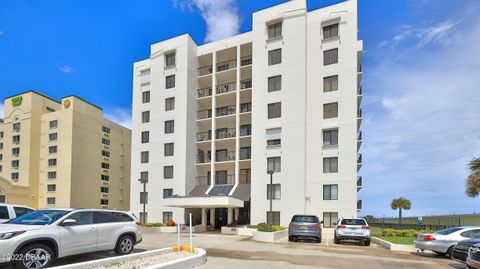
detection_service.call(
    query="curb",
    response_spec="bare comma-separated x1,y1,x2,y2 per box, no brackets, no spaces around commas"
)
371,236,416,252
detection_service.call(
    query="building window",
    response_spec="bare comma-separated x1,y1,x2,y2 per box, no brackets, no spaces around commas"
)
267,157,281,173
142,111,150,123
49,133,58,141
11,172,19,181
323,157,338,173
266,128,281,147
165,53,176,67
12,122,21,132
140,69,151,84
0,131,3,138
323,75,338,92
142,91,150,104
141,131,149,143
102,150,110,158
12,135,20,144
164,166,174,179
323,23,339,39
324,48,338,65
100,186,109,193
163,212,173,223
102,126,111,134
48,146,57,154
47,197,56,205
100,199,109,206
165,120,174,134
164,143,174,156
323,102,338,119
47,184,56,192
323,212,338,228
48,159,57,167
101,174,110,181
266,211,280,226
140,171,148,182
47,171,57,179
12,147,20,156
267,184,281,200
268,75,282,92
0,154,2,161
268,49,282,65
267,21,282,39
166,75,175,89
101,162,110,169
163,188,173,198
141,151,149,164
165,97,175,111
268,102,281,119
102,138,111,146
49,120,58,129
0,143,2,149
11,160,19,168
323,129,338,146
323,184,338,200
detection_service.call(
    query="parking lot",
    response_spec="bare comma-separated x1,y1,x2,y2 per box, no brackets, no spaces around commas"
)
0,230,464,269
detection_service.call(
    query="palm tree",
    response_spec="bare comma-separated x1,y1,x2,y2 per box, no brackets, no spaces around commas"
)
391,197,411,224
466,157,480,197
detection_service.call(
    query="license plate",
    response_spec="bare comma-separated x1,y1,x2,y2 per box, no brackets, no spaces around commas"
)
300,225,308,230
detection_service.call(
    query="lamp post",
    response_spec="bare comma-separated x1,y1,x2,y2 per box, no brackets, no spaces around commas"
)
267,170,274,225
138,177,148,223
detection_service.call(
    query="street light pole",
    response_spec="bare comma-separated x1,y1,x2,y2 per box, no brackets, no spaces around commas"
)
267,170,274,225
139,177,148,223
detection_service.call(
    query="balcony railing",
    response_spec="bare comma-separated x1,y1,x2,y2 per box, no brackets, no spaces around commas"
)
196,131,212,142
241,55,252,66
358,63,362,73
240,102,252,113
196,176,211,186
357,131,363,141
239,173,251,184
240,124,252,136
215,174,235,185
217,59,237,72
357,200,362,210
198,65,213,76
357,108,362,118
358,86,362,95
357,176,362,188
240,147,251,160
216,151,236,162
240,79,252,89
198,87,212,98
216,105,236,117
197,109,212,120
216,128,236,139
357,153,362,164
196,153,211,164
216,82,236,95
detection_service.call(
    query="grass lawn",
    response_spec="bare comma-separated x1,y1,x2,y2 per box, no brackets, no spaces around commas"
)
370,227,414,245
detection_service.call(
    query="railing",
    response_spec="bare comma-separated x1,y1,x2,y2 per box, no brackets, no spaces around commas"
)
196,154,211,164
357,153,362,164
197,109,212,120
357,108,362,118
216,59,237,72
196,131,212,142
216,105,236,117
216,151,236,162
357,131,363,141
241,55,252,66
240,148,251,160
198,65,213,76
239,173,251,184
240,102,252,113
240,79,252,89
358,63,362,73
196,176,211,186
357,200,362,210
358,86,362,95
216,128,236,139
357,176,362,187
197,87,212,98
215,174,235,185
240,125,252,136
216,82,236,94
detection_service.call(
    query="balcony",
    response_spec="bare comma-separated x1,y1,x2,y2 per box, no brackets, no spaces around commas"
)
198,65,213,76
357,107,363,127
357,131,363,150
196,131,212,142
197,109,212,120
357,86,363,105
216,151,236,162
239,173,251,184
357,176,362,191
216,128,236,140
197,87,212,98
241,55,252,66
196,176,211,186
357,153,362,171
240,79,252,90
357,200,362,211
215,174,235,185
216,59,237,72
357,63,362,73
239,147,251,160
196,153,211,164
240,102,252,113
216,105,236,117
216,82,236,95
240,124,252,136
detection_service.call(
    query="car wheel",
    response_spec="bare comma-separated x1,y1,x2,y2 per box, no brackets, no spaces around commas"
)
365,239,371,246
14,244,54,269
316,237,321,243
447,246,454,258
115,235,135,255
288,236,293,242
334,237,340,244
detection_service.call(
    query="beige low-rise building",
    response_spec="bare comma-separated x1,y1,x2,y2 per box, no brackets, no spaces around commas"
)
0,91,131,210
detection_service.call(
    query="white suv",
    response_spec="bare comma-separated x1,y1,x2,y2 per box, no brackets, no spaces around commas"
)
334,217,371,246
0,208,142,269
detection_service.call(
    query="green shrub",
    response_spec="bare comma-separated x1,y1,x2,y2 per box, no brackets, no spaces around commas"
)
381,228,433,237
257,223,285,232
246,224,257,229
226,222,237,227
144,223,164,227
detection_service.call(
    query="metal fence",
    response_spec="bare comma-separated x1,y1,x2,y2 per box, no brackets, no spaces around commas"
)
369,214,480,231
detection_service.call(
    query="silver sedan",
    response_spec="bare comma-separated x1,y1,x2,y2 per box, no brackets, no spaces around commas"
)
414,226,480,257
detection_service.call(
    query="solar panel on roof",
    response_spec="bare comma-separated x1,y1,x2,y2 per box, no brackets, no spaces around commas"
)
208,185,234,196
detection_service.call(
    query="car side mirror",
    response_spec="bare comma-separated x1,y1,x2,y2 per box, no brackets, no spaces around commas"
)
61,219,77,226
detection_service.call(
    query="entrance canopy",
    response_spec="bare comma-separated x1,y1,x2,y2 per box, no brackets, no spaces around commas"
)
163,195,244,208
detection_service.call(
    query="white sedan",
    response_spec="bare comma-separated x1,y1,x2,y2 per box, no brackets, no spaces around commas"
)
414,226,480,257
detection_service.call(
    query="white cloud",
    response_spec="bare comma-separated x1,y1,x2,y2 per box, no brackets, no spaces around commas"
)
362,13,480,216
59,65,74,73
104,108,132,129
175,0,241,43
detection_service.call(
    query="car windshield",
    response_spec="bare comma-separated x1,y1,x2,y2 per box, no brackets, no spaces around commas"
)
6,210,69,225
340,219,366,226
292,216,318,223
436,227,463,235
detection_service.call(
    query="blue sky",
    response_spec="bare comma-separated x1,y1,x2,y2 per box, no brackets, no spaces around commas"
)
1,0,479,217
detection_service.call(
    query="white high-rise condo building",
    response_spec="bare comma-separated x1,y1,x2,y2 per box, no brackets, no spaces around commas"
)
130,0,363,228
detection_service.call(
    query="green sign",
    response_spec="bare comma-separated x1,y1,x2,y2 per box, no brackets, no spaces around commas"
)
11,96,23,106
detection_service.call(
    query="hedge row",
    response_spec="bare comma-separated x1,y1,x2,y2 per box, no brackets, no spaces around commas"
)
382,228,433,237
